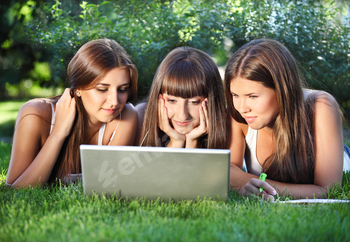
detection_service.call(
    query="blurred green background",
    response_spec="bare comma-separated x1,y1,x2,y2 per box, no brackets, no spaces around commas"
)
1,0,350,138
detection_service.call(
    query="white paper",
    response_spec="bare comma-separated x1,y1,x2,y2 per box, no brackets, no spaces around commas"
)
277,199,350,204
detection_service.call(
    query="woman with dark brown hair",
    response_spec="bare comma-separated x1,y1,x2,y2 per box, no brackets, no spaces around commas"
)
136,46,227,149
6,38,138,188
225,38,349,200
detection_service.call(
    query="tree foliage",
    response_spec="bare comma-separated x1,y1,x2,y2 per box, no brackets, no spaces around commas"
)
2,0,350,118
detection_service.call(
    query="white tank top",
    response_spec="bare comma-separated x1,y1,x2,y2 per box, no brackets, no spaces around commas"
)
244,125,350,174
244,126,263,176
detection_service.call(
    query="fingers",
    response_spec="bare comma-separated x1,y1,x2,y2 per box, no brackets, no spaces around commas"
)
70,95,76,108
252,178,277,195
201,98,209,132
158,95,169,131
57,88,76,108
58,88,76,110
53,88,77,139
243,178,277,202
158,95,185,146
186,100,209,142
197,98,209,135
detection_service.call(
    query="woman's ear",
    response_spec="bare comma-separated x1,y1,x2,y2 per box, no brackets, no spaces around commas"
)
75,89,82,97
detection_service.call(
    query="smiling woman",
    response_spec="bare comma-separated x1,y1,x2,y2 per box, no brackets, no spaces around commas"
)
136,46,227,149
5,38,138,188
225,38,349,200
76,68,131,125
230,77,279,130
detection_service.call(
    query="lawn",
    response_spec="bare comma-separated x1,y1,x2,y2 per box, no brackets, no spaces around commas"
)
0,100,27,137
0,141,349,242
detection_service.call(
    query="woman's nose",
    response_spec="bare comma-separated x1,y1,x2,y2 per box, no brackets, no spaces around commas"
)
236,98,249,114
177,103,189,121
107,91,118,106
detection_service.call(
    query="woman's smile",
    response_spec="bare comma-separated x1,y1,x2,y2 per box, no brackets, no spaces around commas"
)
162,93,205,135
102,108,117,115
173,120,191,127
243,116,257,124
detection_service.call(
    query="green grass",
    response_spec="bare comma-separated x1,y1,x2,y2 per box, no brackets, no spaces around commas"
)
1,142,349,241
0,85,63,137
0,100,27,137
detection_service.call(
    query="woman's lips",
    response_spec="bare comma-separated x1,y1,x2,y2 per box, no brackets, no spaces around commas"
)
103,108,116,114
174,121,190,126
244,116,257,123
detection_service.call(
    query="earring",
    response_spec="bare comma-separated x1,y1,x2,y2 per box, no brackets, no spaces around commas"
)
76,91,80,95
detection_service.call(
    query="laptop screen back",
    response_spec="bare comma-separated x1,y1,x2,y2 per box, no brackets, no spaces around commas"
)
80,145,230,201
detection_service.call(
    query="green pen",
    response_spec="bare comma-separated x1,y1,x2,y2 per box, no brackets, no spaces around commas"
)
259,173,267,192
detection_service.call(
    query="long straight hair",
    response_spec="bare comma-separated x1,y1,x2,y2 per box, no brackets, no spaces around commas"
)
49,38,138,182
140,47,227,149
224,39,314,184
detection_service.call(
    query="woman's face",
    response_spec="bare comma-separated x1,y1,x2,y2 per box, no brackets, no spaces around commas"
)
230,77,279,130
161,93,206,135
77,68,130,125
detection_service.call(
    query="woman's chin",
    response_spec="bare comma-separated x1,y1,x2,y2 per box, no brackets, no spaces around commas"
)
174,127,191,135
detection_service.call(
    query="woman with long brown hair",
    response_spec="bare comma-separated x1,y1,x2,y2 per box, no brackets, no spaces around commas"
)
225,38,349,200
137,46,227,149
6,38,138,188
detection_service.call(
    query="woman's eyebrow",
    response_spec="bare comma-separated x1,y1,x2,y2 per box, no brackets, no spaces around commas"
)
244,92,259,96
230,91,260,96
96,83,130,87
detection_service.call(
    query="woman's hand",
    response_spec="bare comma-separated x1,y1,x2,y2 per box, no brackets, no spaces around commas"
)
242,178,277,202
185,99,209,148
158,94,186,147
52,88,76,140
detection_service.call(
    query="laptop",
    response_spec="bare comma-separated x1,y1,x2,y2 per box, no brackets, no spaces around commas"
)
80,145,231,201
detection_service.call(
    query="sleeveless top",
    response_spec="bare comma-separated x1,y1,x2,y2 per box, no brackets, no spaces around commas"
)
244,127,263,176
244,126,350,175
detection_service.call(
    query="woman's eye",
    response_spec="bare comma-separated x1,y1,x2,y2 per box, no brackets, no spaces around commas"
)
232,93,238,98
118,87,129,93
97,88,108,92
249,95,258,99
189,100,200,105
167,99,176,103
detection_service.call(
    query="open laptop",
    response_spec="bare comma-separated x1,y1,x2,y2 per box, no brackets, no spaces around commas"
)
80,145,230,201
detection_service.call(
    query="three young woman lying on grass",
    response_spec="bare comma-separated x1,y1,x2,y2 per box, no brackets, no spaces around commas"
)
6,38,350,201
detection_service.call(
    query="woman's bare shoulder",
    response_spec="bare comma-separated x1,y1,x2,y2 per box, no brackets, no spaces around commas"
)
135,102,147,113
20,99,51,112
304,89,339,107
16,99,52,125
228,112,248,137
121,103,137,121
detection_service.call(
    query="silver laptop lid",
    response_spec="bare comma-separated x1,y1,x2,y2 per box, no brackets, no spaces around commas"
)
80,145,230,201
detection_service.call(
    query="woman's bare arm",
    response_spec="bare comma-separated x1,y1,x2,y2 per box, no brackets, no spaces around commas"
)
6,89,76,188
